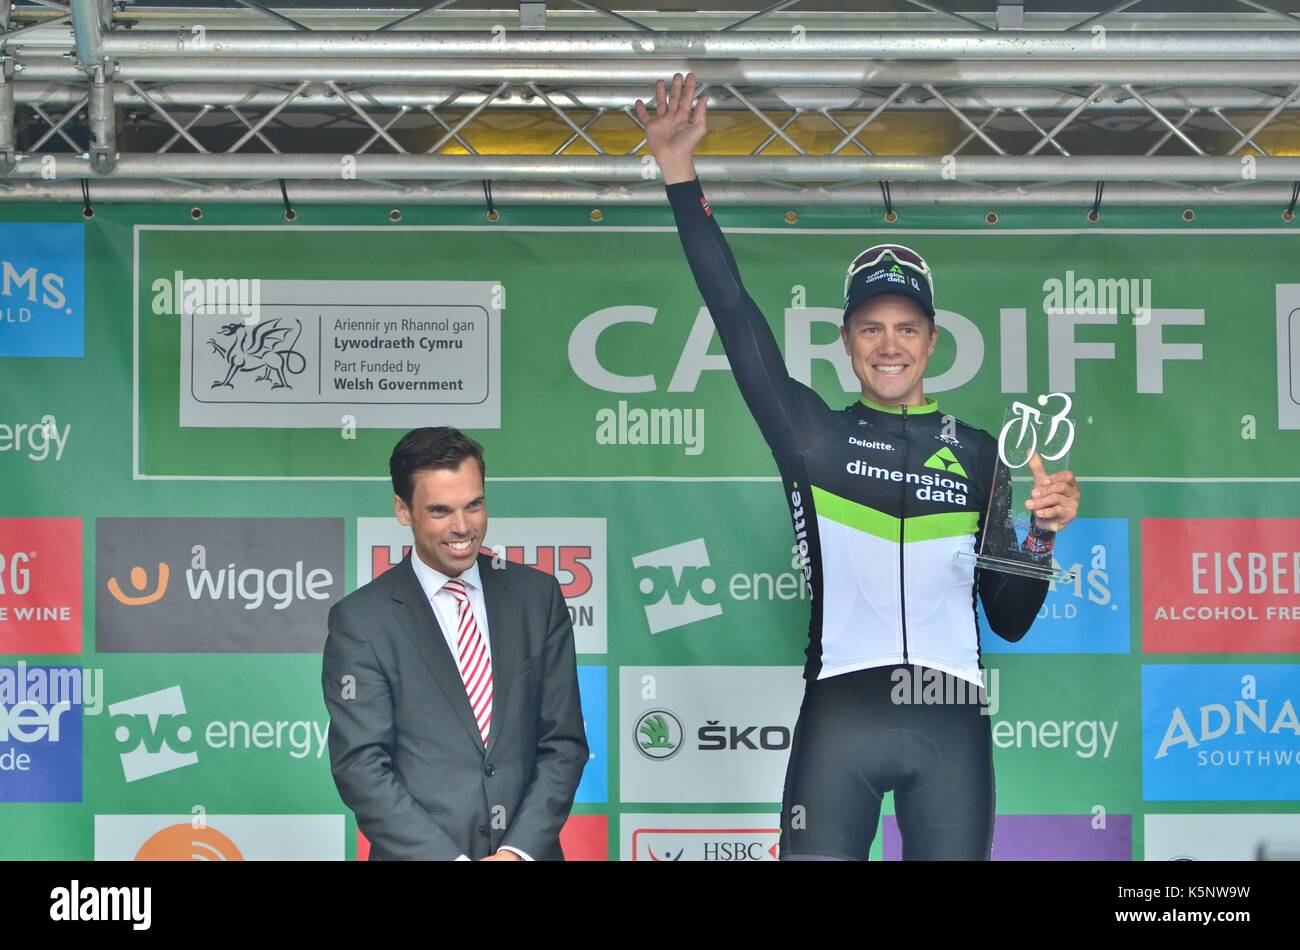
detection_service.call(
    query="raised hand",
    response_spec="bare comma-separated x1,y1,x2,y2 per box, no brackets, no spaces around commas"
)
1025,450,1080,533
634,71,708,185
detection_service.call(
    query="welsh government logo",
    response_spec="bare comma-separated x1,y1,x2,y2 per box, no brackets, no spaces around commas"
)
998,392,1076,469
206,317,306,390
635,709,683,761
109,686,199,783
632,538,722,634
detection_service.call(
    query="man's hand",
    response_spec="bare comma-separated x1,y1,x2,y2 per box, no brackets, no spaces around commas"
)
479,850,523,861
1025,450,1080,533
634,71,708,185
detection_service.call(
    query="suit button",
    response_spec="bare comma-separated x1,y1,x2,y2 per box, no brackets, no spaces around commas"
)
484,765,496,777
478,825,489,836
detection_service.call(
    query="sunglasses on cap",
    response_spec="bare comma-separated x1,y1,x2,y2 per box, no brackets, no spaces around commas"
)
843,243,935,298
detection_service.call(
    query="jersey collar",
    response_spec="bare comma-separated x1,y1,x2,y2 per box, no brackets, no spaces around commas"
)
859,395,940,416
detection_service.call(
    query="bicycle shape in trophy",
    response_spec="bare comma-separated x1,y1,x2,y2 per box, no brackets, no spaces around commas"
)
954,393,1078,584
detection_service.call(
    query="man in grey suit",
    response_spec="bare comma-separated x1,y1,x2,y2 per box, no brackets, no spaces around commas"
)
323,426,588,860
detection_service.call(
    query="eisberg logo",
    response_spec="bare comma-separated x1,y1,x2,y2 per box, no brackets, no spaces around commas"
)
0,517,84,655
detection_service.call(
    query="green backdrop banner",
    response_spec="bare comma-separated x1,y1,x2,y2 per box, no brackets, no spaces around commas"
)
3,200,1299,861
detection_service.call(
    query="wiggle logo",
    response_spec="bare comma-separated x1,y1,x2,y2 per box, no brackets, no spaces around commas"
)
106,563,170,606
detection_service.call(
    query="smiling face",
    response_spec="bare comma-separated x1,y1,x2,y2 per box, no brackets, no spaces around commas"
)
840,295,938,407
394,459,487,578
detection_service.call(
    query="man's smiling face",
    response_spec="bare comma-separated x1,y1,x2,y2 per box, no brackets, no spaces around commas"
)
395,460,487,577
840,295,938,407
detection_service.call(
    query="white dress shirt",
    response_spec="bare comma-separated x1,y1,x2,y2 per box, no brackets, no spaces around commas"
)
409,553,493,668
408,551,532,862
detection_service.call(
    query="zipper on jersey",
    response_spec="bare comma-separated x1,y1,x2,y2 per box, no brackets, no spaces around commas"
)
899,404,910,664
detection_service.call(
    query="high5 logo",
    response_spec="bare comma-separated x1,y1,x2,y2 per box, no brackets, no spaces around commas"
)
370,543,594,598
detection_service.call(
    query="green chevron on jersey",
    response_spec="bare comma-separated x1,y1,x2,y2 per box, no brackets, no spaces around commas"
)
925,446,967,478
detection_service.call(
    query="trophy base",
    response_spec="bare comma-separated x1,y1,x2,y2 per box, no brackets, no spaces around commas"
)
954,550,1077,584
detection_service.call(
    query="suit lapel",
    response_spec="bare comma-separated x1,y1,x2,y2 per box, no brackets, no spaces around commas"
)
476,552,513,759
389,554,484,754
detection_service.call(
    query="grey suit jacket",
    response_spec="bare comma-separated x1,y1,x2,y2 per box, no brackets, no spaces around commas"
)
322,551,588,860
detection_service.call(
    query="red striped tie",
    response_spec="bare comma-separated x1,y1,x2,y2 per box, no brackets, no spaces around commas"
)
443,577,492,745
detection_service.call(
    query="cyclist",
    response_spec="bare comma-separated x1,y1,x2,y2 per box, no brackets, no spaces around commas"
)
636,73,1081,860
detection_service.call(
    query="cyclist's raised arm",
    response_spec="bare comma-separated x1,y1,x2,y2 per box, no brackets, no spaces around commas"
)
636,73,825,456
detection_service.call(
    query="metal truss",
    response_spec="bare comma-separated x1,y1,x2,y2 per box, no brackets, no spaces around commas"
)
2,1,1300,208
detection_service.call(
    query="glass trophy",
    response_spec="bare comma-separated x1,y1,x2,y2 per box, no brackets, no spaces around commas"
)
954,394,1077,584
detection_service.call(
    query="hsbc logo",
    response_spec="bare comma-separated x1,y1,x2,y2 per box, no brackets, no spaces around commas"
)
622,813,781,861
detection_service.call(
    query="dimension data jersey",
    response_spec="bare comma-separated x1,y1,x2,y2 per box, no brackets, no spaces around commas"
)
666,176,1050,686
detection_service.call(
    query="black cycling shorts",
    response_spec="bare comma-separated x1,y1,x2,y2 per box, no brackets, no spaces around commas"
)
779,664,995,861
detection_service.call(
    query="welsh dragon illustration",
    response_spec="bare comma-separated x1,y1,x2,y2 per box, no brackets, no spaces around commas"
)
206,317,307,390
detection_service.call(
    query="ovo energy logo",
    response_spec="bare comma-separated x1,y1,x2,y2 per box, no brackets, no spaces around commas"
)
109,686,198,783
631,536,810,635
633,539,721,634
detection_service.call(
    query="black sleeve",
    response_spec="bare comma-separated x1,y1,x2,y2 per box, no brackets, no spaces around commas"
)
665,176,828,457
976,437,1052,642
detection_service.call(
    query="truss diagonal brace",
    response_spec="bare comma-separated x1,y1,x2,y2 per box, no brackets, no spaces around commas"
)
1122,83,1206,155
